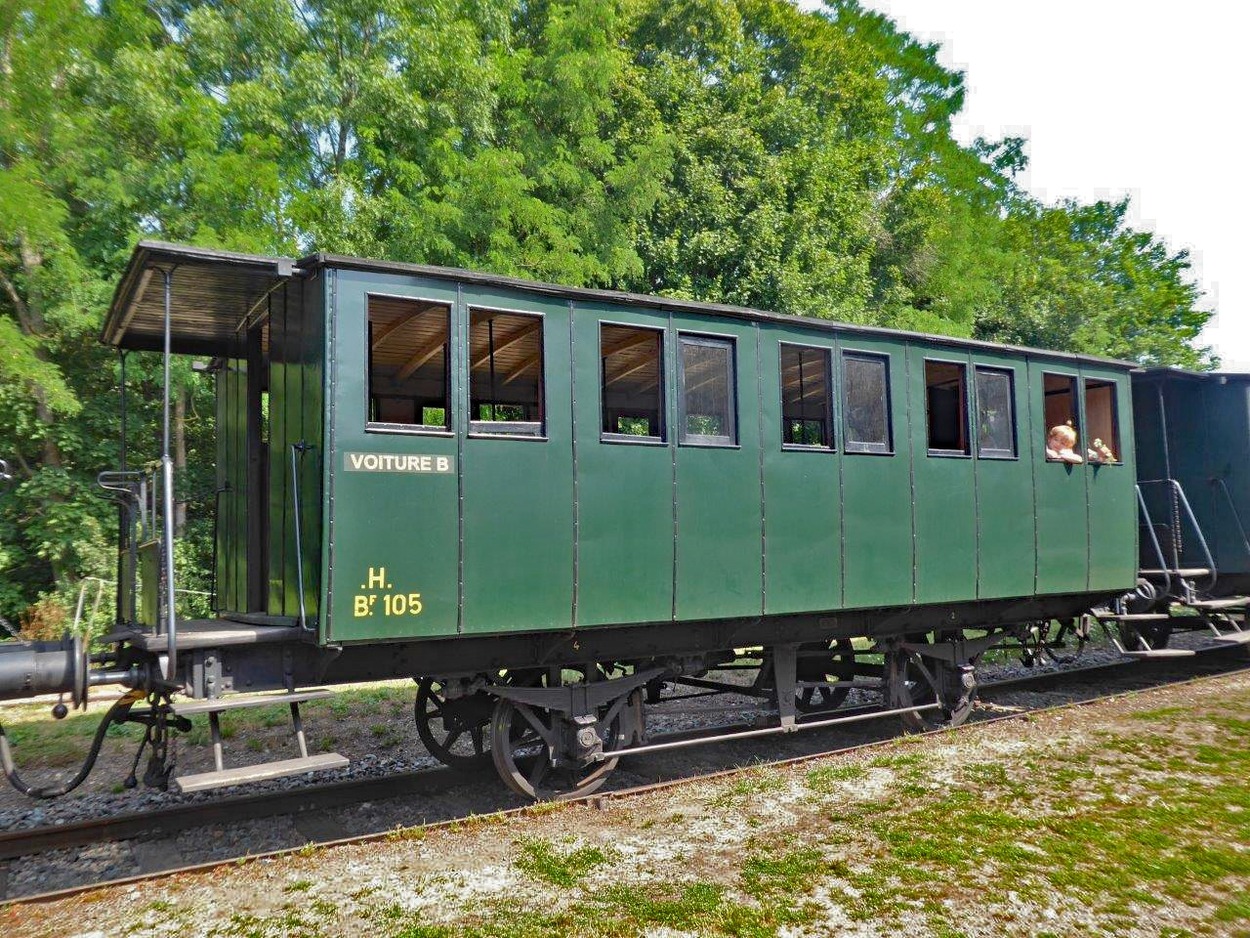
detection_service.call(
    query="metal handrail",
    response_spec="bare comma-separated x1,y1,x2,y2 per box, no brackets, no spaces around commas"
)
1137,478,1218,593
290,442,313,632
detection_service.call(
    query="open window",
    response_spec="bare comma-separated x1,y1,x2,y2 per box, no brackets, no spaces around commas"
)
367,296,451,430
1043,373,1081,462
601,324,664,441
924,359,969,455
678,334,736,446
842,352,892,454
780,344,832,448
1084,379,1121,463
469,309,544,436
975,367,1016,458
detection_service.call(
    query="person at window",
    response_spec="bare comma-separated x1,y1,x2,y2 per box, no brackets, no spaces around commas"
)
1046,425,1083,464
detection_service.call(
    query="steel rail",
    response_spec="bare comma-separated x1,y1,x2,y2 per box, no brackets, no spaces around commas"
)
2,649,1247,906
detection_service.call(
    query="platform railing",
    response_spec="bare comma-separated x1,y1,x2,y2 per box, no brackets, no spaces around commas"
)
1136,478,1218,594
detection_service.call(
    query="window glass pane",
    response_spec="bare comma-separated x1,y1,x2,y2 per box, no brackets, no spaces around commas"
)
1043,373,1081,462
780,344,832,447
601,324,664,439
368,296,450,428
924,359,969,454
975,368,1015,457
469,309,543,434
842,353,891,451
680,336,736,444
1084,379,1121,463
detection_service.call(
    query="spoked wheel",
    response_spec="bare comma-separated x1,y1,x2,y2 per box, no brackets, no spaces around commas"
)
884,639,978,731
414,677,495,769
490,699,622,801
796,638,857,712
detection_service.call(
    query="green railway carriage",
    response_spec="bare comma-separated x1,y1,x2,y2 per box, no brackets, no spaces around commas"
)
0,241,1143,799
1131,368,1250,597
107,242,1139,643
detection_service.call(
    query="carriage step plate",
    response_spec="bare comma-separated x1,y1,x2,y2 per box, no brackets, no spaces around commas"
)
175,753,349,793
1185,598,1250,610
171,689,335,715
1119,648,1196,659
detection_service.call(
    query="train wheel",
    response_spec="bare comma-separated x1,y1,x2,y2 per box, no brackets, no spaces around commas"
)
796,639,856,712
884,641,977,731
489,698,622,801
414,678,494,769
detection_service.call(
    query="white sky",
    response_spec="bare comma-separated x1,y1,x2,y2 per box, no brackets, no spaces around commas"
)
810,0,1246,369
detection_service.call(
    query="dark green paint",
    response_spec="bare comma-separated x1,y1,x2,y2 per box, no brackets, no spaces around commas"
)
909,346,976,604
573,302,673,627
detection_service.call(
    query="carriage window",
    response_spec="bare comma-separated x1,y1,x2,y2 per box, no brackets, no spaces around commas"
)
601,324,664,441
367,296,451,429
842,352,891,453
780,344,832,448
679,335,736,445
1043,373,1080,462
469,309,544,436
975,367,1016,458
924,359,969,455
1084,379,1121,463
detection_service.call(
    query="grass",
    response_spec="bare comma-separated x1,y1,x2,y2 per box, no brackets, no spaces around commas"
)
513,838,613,887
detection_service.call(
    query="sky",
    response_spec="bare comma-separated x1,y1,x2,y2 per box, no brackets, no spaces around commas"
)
820,1,1245,369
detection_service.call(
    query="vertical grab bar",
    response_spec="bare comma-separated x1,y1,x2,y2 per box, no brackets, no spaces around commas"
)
290,442,312,632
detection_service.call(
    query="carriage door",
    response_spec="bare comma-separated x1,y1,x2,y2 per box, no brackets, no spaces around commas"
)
909,347,976,604
213,324,268,616
1031,363,1089,594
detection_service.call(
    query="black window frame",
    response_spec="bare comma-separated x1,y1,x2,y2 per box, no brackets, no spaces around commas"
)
779,342,835,451
974,366,1018,460
467,306,547,440
1083,377,1123,465
365,292,454,437
599,321,666,445
923,357,972,458
677,333,738,447
841,350,893,455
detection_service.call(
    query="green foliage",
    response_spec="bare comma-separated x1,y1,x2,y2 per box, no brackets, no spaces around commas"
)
0,0,1213,619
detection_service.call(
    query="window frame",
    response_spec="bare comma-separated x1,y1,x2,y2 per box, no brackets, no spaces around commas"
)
677,332,739,448
599,320,667,446
840,349,894,456
1041,371,1081,463
973,365,1018,460
779,341,835,452
923,356,972,458
1082,377,1124,466
364,291,455,438
466,304,548,441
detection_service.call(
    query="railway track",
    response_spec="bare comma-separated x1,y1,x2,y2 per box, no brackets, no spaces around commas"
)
2,645,1247,905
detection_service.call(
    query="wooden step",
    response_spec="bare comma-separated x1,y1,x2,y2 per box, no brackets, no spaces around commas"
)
1118,648,1196,659
1185,598,1249,611
172,689,335,716
174,753,349,793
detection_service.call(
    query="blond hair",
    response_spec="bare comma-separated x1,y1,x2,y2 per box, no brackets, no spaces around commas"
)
1048,425,1077,448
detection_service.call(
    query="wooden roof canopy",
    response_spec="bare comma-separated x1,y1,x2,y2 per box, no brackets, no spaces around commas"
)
102,241,296,357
